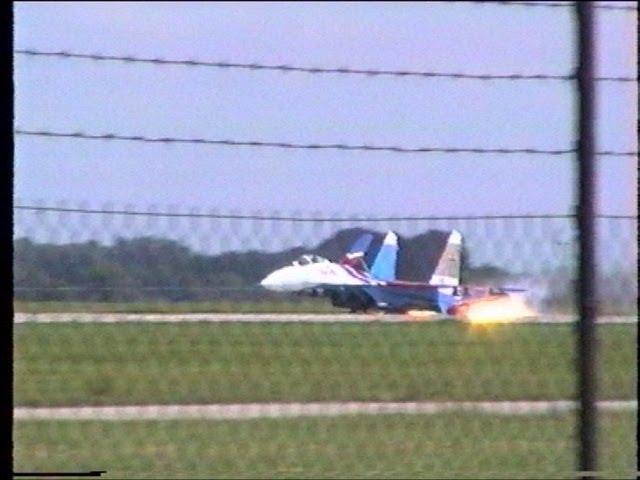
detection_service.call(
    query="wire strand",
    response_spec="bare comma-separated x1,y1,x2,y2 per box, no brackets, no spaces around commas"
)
14,205,637,222
14,129,639,157
469,1,637,11
14,49,637,83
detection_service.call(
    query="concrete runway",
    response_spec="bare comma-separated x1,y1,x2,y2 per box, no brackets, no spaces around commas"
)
14,312,638,324
15,400,637,421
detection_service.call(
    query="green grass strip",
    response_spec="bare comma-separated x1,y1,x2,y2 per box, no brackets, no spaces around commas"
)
14,300,338,313
15,322,636,406
14,412,637,479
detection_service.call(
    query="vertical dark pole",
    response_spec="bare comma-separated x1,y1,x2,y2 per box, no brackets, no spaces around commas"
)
0,2,14,478
576,2,597,478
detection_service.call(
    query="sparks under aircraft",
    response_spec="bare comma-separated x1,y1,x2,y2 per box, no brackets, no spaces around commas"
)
260,230,526,316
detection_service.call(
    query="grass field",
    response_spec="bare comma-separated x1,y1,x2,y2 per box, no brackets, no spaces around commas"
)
14,300,338,314
14,322,636,406
14,412,637,479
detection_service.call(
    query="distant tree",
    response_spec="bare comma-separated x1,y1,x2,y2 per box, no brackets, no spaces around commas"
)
14,230,518,303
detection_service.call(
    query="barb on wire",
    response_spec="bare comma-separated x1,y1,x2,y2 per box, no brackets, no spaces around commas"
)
14,49,637,83
14,205,637,222
14,128,639,157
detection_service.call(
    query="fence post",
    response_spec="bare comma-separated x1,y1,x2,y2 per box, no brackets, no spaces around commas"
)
1,1,14,477
576,2,597,478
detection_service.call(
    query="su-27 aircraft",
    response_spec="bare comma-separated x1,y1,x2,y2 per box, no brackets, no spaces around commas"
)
260,230,528,318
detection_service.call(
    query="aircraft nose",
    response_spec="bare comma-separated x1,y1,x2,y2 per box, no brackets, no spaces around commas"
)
260,267,300,291
260,272,280,290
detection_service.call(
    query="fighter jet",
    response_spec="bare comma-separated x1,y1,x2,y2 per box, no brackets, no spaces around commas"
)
261,229,526,316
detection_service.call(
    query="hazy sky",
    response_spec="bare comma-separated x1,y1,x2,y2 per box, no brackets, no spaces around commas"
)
14,2,637,220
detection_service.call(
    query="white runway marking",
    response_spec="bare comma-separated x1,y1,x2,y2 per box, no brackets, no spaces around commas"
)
13,313,638,324
15,400,637,421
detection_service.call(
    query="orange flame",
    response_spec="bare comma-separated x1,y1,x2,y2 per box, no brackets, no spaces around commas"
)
462,296,536,325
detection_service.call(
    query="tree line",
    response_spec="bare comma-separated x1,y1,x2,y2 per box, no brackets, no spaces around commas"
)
14,228,513,302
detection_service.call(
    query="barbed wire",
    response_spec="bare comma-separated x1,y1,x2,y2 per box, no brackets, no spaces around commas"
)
586,2,638,11
468,1,637,12
14,49,637,83
13,205,638,222
14,129,639,157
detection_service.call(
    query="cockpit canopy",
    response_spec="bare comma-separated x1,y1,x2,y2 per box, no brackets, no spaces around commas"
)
292,254,330,266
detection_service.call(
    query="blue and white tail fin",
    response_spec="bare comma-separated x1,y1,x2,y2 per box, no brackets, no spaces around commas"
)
428,230,462,287
347,233,374,258
340,233,374,271
370,231,398,281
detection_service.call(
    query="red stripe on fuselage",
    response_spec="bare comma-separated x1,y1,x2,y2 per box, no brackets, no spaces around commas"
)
341,265,375,284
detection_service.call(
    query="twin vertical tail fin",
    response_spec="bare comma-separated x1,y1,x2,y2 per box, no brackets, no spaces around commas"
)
428,230,462,286
370,231,399,281
346,233,374,258
340,233,374,271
